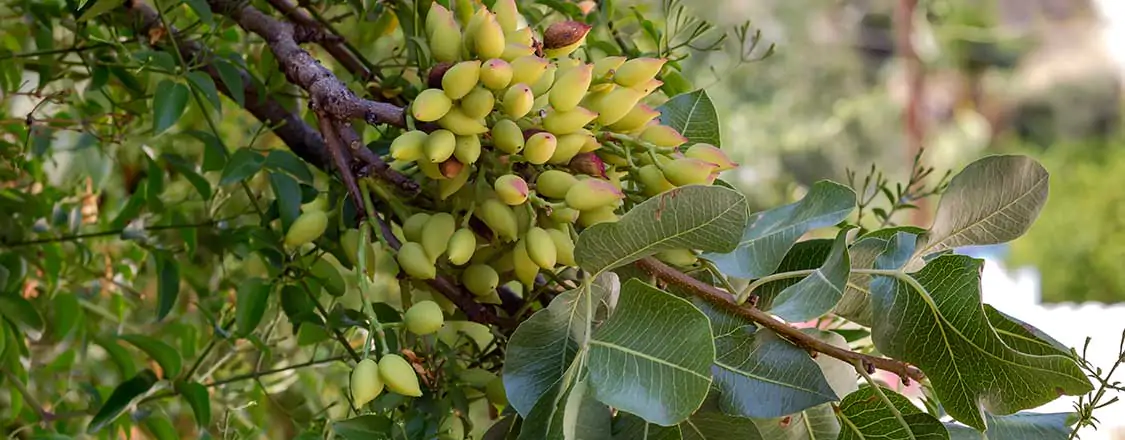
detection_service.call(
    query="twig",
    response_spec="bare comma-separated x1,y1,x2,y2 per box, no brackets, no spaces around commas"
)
0,219,226,248
207,354,350,388
635,257,925,382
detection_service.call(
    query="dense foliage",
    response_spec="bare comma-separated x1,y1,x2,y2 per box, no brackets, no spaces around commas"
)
0,0,1109,439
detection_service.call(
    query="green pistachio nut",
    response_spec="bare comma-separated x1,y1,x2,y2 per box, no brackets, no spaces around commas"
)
512,239,539,287
501,43,535,62
397,242,437,280
525,227,557,269
491,119,525,154
402,213,431,243
510,56,549,86
492,0,520,33
442,60,482,100
404,300,445,336
285,210,328,248
412,89,453,122
593,86,643,126
447,228,477,265
546,228,577,267
438,107,490,136
424,129,457,163
476,199,519,242
549,63,593,111
542,21,592,59
542,107,598,135
378,354,423,397
351,359,384,406
480,58,514,90
535,169,578,199
613,57,667,87
637,164,676,196
473,12,506,59
551,133,591,166
461,87,495,120
462,264,500,297
505,27,534,46
592,56,627,78
578,205,619,227
530,63,557,96
390,130,429,161
639,123,689,148
549,206,579,224
523,132,558,165
422,212,457,262
656,248,698,267
608,103,660,133
428,12,463,63
564,178,624,211
501,83,534,119
453,135,482,164
684,143,738,171
662,157,719,186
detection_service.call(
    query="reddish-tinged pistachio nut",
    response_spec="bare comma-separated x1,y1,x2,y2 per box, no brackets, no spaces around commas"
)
549,64,593,112
685,143,738,171
568,152,607,178
565,178,624,211
502,83,534,119
579,134,601,152
614,57,667,87
593,87,643,126
442,60,482,100
463,264,499,297
543,107,598,135
638,164,676,196
480,58,513,90
440,158,464,179
506,27,534,46
531,64,557,96
428,62,453,89
535,169,578,199
542,21,592,58
524,132,558,165
493,0,520,33
550,132,589,164
473,12,506,59
397,242,436,280
639,123,688,148
425,3,453,36
631,79,663,96
525,227,557,269
438,107,489,135
390,130,428,162
512,239,539,287
461,87,495,119
424,129,457,163
422,213,457,262
592,56,627,78
510,56,549,85
546,228,577,266
476,199,519,242
494,174,530,205
453,135,482,164
429,17,463,63
662,157,719,186
608,103,660,132
578,205,619,227
446,228,477,265
413,89,453,122
491,119,525,154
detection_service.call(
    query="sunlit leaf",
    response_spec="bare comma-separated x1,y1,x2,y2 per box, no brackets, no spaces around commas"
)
658,90,721,146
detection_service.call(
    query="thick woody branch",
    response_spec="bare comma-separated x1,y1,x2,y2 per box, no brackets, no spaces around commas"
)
265,0,374,81
634,257,926,382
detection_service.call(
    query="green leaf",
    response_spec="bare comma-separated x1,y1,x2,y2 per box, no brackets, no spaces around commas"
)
95,336,138,378
142,415,178,440
945,412,1073,439
177,381,211,427
869,233,1092,430
680,409,763,440
87,369,159,433
119,334,182,379
984,306,1070,357
187,130,227,172
518,378,611,440
504,284,610,416
752,240,834,312
270,172,301,234
183,0,214,26
219,148,266,186
657,89,720,146
153,251,180,321
186,71,222,113
213,59,245,107
77,0,121,21
752,403,838,439
576,185,749,275
280,284,317,325
704,181,856,279
332,415,394,439
236,278,272,337
144,154,165,210
769,229,851,322
916,155,1048,259
310,257,347,297
152,80,189,135
588,279,714,426
0,295,45,341
264,149,314,184
837,386,949,440
613,412,682,439
832,235,891,326
163,154,212,200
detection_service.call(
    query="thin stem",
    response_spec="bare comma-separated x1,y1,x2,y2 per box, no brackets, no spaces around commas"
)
1,369,53,422
207,354,350,388
855,360,917,440
299,278,363,362
736,269,816,304
0,219,230,248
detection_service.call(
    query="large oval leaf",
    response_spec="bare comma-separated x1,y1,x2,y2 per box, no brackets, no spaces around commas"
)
152,80,189,135
576,185,748,275
178,381,211,427
119,334,182,379
768,229,851,322
587,279,714,426
916,155,1048,258
657,90,721,146
837,386,948,440
236,278,273,337
752,403,839,440
88,369,159,433
703,181,855,279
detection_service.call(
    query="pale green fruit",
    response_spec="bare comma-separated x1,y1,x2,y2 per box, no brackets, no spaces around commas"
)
460,87,495,119
442,60,482,100
446,228,477,265
535,169,578,199
525,227,557,269
403,213,431,243
351,359,384,406
422,212,457,262
412,89,453,122
404,300,445,336
378,354,423,397
462,264,499,297
491,119,525,154
424,129,457,163
285,210,328,248
397,242,436,280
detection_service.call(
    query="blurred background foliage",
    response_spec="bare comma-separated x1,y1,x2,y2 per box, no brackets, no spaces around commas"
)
667,0,1125,303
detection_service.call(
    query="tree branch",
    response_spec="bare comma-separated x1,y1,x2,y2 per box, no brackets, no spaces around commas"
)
634,257,926,382
264,0,375,82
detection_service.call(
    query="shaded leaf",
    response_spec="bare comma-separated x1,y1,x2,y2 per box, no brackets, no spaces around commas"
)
265,149,314,184
752,239,833,311
753,404,839,439
119,334,182,378
178,381,211,427
576,185,749,275
869,233,1092,430
916,156,1048,259
984,305,1071,357
219,148,266,186
503,284,609,416
152,80,189,135
153,251,180,321
332,415,394,439
77,0,121,21
142,415,178,440
270,172,301,234
94,336,137,378
588,279,714,426
770,230,851,322
88,369,159,433
613,412,682,440
518,378,611,440
658,90,721,146
832,235,890,326
704,181,855,279
187,130,227,172
164,154,212,200
837,386,948,440
235,278,272,337
711,326,836,419
945,412,1073,440
0,295,45,341
186,71,221,113
183,0,213,25
213,59,245,107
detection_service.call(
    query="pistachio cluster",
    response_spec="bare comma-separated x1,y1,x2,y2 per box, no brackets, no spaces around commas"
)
380,0,737,295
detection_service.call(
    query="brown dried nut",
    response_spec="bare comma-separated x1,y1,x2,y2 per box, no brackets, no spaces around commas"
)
440,158,464,179
568,152,607,178
543,21,592,52
428,62,453,89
